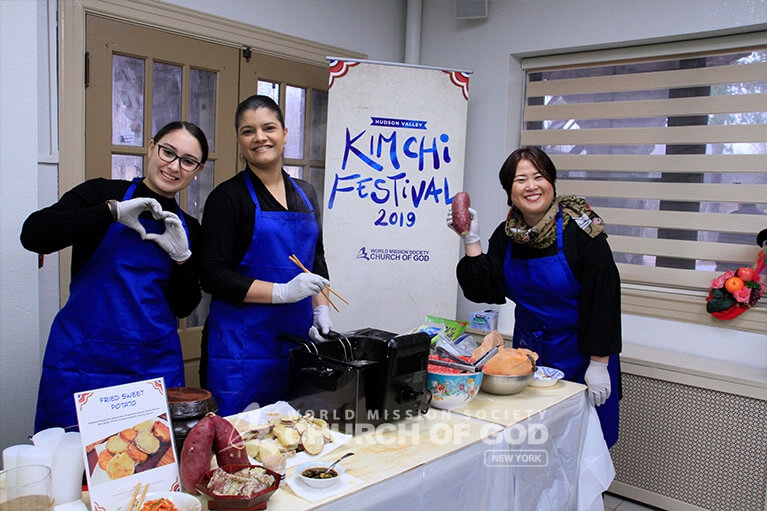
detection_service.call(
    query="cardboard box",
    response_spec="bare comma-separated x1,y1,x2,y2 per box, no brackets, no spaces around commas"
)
470,309,498,331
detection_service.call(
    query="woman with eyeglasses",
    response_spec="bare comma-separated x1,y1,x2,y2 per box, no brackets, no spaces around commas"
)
21,121,208,432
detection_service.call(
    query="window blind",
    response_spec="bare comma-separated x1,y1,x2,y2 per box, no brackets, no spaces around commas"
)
520,35,767,331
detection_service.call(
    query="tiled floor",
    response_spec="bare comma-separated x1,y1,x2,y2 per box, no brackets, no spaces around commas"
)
604,492,664,511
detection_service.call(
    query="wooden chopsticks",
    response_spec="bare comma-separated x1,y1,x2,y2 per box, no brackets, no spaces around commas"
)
128,482,149,511
288,254,349,313
288,254,340,312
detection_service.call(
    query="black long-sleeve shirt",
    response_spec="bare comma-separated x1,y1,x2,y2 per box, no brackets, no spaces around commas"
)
20,178,202,318
457,220,622,357
199,169,329,304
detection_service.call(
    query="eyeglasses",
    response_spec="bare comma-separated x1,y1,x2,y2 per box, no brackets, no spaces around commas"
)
156,144,202,172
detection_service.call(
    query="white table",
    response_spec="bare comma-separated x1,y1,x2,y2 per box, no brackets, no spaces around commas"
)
260,380,615,511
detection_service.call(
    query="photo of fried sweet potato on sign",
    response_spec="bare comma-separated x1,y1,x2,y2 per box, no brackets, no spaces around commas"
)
85,416,175,481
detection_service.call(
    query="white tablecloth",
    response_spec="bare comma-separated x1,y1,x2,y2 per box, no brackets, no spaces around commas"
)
483,392,614,511
308,390,614,511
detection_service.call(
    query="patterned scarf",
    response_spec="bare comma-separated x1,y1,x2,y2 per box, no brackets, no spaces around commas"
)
504,195,605,249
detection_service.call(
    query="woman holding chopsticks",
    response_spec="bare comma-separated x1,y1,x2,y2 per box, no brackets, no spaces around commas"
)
199,94,333,415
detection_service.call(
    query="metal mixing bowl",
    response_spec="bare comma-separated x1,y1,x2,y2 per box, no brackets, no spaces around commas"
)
480,372,533,395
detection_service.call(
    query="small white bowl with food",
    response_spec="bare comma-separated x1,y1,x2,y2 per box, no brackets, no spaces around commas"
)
296,460,345,490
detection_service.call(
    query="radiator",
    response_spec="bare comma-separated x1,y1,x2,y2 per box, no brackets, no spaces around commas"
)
609,371,767,511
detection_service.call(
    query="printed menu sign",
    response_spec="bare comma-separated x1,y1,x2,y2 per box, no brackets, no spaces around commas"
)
74,378,179,511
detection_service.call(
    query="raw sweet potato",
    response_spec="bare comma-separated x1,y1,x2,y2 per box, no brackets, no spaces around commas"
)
211,414,249,468
451,192,472,235
179,413,215,494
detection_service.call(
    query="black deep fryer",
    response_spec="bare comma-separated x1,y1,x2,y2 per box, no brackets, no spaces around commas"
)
288,327,432,434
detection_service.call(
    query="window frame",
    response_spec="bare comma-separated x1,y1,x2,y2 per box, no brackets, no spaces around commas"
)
520,33,767,333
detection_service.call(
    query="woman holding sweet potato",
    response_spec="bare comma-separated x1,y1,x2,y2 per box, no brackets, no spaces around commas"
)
447,146,622,447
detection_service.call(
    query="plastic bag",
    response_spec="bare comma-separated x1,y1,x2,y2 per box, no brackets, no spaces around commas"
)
409,315,468,346
435,333,478,358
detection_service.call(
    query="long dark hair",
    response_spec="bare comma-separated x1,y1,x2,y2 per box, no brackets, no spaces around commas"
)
498,146,557,207
235,94,285,131
152,121,209,163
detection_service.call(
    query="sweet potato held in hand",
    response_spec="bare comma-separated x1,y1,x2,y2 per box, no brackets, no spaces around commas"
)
451,191,472,235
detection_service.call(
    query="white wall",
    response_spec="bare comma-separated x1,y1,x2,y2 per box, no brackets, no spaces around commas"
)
166,0,408,63
3,0,766,451
0,0,45,449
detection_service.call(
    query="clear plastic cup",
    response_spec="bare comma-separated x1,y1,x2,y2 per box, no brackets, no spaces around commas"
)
0,464,54,511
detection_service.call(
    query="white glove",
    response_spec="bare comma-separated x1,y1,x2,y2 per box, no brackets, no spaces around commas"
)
446,207,480,245
308,305,333,342
312,305,333,335
272,272,329,304
116,197,163,239
308,326,324,343
584,360,611,406
145,211,191,262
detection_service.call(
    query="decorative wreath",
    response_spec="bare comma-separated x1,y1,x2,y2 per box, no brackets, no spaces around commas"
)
706,249,766,320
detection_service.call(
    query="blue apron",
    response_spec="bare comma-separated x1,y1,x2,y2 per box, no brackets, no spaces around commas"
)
35,178,186,432
205,172,318,416
505,211,619,448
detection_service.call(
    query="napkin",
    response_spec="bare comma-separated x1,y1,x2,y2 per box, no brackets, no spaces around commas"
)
54,500,89,511
284,472,364,503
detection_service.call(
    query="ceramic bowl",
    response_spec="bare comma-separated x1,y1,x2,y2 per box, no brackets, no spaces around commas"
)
480,371,533,395
296,460,345,490
426,370,483,410
530,366,565,388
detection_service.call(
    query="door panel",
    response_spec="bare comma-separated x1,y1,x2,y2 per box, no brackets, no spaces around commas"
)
85,15,239,386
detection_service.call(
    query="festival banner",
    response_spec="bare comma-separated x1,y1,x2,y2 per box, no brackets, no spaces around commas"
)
323,59,471,333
